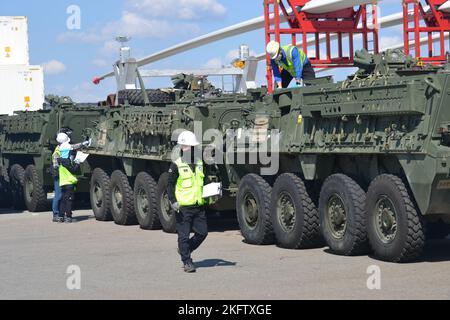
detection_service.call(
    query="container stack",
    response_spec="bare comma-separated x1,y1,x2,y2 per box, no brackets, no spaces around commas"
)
0,16,44,115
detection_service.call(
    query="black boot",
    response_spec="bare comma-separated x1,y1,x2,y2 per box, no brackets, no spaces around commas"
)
183,260,196,273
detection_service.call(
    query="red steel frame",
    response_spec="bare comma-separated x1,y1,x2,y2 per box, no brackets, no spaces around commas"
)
403,0,450,64
264,0,379,92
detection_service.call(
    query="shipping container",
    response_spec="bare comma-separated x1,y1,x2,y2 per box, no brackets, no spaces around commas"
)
0,65,45,115
0,16,29,66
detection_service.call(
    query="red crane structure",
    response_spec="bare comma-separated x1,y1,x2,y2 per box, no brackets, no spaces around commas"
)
403,0,450,65
264,0,379,92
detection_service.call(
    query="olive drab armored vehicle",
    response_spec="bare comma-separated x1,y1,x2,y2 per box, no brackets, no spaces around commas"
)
84,49,450,263
0,96,106,212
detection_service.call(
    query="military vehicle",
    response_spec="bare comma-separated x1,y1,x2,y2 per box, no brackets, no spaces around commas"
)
83,49,450,263
0,96,106,212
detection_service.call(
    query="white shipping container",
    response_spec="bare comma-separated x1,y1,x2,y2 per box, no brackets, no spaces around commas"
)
0,16,30,66
0,65,45,115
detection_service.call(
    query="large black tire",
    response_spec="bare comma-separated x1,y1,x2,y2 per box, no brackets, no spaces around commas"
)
270,173,322,249
117,89,175,106
0,167,12,208
90,168,112,221
366,174,425,263
319,174,369,256
23,165,48,212
9,164,26,210
134,172,161,230
236,174,274,245
109,170,136,225
156,173,177,233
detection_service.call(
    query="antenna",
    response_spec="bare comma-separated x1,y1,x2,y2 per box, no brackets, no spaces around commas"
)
116,36,132,64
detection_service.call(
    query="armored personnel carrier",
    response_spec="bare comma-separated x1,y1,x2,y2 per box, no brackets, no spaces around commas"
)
0,96,106,211
85,49,450,262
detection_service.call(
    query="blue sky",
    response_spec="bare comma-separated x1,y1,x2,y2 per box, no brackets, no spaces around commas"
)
1,0,404,102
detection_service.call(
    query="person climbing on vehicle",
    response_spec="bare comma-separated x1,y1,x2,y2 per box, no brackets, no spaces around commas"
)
54,132,90,223
167,130,219,273
266,40,316,89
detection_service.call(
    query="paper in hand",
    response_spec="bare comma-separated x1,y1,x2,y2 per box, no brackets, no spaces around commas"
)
74,151,89,164
202,182,222,198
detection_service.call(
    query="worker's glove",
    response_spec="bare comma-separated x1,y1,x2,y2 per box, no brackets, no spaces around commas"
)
82,139,91,148
171,202,180,212
209,195,220,205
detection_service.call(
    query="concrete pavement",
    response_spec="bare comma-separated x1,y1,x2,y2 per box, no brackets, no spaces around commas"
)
0,208,449,300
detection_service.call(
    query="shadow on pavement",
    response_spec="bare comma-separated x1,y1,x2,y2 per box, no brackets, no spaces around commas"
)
72,215,93,222
322,237,450,263
419,238,450,263
0,208,25,215
194,259,237,269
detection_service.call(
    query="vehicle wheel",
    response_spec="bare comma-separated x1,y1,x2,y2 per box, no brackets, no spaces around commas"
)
319,174,369,255
9,164,26,210
109,170,136,225
236,174,274,245
134,172,161,230
366,174,425,263
0,167,12,208
426,221,450,240
156,173,177,233
24,165,48,212
271,173,322,249
90,168,112,221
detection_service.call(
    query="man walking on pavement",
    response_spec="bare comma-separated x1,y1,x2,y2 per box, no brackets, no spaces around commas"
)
167,130,216,273
266,40,316,89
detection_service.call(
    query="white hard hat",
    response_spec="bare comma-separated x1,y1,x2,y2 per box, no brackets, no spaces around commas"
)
266,41,281,59
177,131,200,147
56,133,70,144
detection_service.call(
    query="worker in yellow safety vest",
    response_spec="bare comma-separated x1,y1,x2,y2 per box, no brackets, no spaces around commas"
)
266,40,316,89
54,132,90,223
167,130,217,273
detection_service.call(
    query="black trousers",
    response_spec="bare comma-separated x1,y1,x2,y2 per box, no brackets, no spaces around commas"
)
59,185,75,218
175,206,208,263
281,61,316,88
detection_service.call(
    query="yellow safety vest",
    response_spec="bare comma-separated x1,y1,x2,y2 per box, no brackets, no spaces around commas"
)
175,158,205,207
276,45,307,78
54,146,77,186
52,146,61,161
59,166,78,187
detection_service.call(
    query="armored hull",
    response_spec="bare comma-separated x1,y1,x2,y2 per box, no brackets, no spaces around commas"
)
83,50,450,262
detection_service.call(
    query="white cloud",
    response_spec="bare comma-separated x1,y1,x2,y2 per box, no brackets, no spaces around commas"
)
126,0,227,20
71,81,108,103
225,48,257,63
102,11,180,39
203,58,223,69
201,48,257,70
92,59,110,68
57,32,102,44
42,60,66,75
48,84,65,94
57,10,201,51
380,36,402,50
98,40,122,56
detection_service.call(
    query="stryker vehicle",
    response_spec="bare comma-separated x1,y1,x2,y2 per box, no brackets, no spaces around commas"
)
0,96,106,211
84,49,450,263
